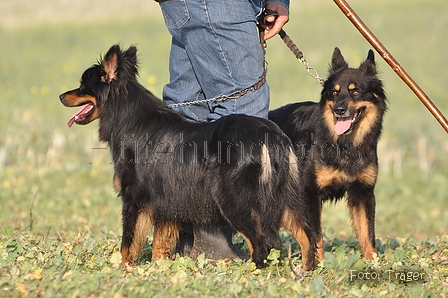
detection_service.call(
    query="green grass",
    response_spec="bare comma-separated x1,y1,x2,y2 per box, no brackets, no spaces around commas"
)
1,0,448,296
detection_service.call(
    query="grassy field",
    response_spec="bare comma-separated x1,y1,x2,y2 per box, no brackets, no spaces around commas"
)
1,0,447,296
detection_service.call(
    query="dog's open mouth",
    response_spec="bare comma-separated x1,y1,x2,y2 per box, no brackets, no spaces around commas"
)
334,107,365,135
67,102,95,127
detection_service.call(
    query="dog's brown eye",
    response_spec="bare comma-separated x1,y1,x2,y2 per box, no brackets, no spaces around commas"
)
331,90,338,97
352,90,360,96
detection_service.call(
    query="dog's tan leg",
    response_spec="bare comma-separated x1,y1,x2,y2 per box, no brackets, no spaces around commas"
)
242,235,254,258
349,202,376,260
281,207,316,271
120,210,153,267
348,168,377,260
234,209,269,268
151,222,180,260
316,235,325,260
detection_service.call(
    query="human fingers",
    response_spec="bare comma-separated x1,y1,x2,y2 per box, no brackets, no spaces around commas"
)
263,15,288,40
262,3,289,40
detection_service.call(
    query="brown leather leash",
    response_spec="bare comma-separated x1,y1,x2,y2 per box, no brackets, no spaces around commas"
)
258,9,325,86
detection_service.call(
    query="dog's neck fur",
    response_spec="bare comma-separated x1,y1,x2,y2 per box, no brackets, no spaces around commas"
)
98,80,184,144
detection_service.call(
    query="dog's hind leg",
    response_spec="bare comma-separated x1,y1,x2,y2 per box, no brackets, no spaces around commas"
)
220,207,272,268
120,204,153,266
152,222,180,260
240,232,272,268
281,207,316,271
347,183,377,260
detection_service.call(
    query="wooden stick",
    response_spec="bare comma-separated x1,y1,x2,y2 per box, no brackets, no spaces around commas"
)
333,0,448,133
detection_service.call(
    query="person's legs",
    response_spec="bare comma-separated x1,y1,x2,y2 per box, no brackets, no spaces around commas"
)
163,37,211,121
198,0,269,120
160,0,269,121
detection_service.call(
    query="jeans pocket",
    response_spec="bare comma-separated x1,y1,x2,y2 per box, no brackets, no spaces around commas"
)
159,0,190,29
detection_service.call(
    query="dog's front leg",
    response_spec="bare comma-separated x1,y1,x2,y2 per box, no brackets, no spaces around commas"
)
152,222,180,260
311,196,324,261
304,188,324,260
120,203,153,267
347,183,377,260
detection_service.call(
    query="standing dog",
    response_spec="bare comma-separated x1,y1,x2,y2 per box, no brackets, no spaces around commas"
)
269,47,387,260
59,44,317,270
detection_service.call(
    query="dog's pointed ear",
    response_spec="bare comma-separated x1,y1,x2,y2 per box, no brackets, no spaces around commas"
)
122,46,138,65
329,47,348,74
360,49,377,76
101,45,121,83
120,46,139,75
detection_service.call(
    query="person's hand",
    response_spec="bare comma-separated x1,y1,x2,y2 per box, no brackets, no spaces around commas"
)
261,2,289,41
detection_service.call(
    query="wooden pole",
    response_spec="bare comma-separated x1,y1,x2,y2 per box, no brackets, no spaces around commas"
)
333,0,448,133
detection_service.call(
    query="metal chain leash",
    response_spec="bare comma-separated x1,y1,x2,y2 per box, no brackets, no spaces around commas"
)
167,62,267,109
302,58,326,86
166,87,256,109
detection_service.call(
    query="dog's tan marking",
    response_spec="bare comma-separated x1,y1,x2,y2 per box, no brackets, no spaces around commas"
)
281,207,314,270
349,203,376,260
120,246,131,266
61,93,96,107
351,101,379,145
242,235,254,257
152,221,179,260
316,237,325,260
322,101,338,142
334,84,341,91
121,210,153,266
315,164,352,189
113,173,122,193
250,209,264,237
348,83,356,90
315,163,377,189
357,164,378,186
260,144,272,183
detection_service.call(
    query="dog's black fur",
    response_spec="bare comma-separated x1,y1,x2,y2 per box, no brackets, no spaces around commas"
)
269,47,387,260
59,44,317,270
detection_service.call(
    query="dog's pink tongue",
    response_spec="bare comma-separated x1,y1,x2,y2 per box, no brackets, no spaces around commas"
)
67,104,93,128
334,116,353,135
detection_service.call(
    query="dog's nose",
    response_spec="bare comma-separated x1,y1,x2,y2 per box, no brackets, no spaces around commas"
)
334,106,346,116
59,94,66,101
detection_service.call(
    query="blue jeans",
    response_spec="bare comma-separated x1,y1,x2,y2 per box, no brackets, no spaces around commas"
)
158,0,269,122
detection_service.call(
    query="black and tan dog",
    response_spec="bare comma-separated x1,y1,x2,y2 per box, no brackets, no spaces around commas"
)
59,44,317,270
269,47,387,261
